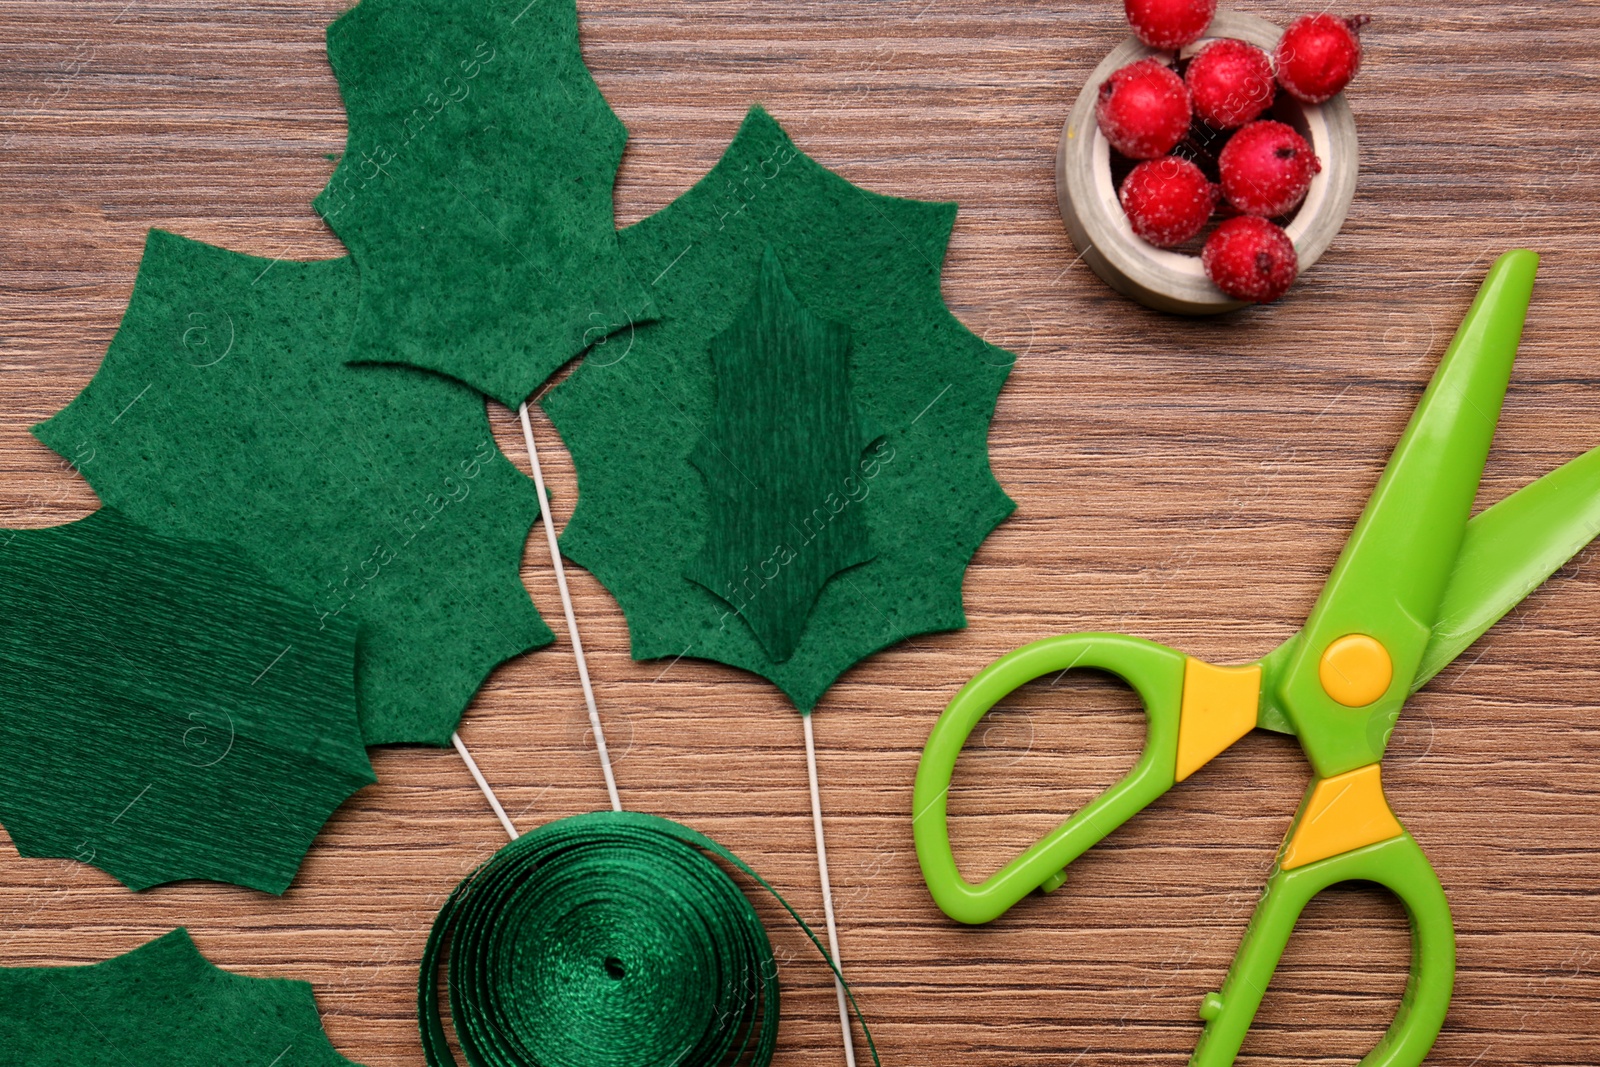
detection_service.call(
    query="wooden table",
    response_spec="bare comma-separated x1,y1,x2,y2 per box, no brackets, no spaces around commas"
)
4,0,1600,1063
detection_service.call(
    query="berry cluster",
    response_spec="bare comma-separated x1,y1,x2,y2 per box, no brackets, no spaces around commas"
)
1100,1,1367,304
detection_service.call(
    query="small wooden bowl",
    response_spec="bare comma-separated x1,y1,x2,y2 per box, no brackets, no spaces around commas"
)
1056,10,1359,315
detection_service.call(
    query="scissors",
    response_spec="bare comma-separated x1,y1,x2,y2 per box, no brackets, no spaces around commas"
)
914,250,1600,1067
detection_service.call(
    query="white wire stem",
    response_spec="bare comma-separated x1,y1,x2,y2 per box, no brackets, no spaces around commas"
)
452,731,519,841
517,401,622,813
470,407,855,1064
804,712,858,1067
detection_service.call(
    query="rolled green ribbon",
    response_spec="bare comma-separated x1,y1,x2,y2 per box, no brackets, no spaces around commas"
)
419,809,878,1066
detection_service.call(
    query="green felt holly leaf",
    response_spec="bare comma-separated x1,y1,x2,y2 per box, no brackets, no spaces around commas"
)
313,0,656,407
35,230,551,746
685,246,875,662
0,928,363,1066
543,107,1015,710
0,508,373,893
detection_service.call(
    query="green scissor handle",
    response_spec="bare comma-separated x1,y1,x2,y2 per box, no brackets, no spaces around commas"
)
1193,829,1455,1067
912,633,1186,925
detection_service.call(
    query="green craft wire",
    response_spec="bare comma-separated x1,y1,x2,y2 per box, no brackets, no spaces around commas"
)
419,809,879,1067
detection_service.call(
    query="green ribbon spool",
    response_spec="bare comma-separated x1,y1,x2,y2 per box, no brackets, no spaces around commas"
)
419,809,879,1066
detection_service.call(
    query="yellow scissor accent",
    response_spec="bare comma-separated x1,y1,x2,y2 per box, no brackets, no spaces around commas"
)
1175,658,1261,782
1281,763,1404,870
1318,633,1394,708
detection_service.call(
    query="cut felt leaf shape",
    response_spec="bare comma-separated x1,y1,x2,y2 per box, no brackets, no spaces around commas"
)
0,508,372,894
543,106,1016,709
0,928,363,1066
34,230,551,746
314,0,656,406
685,246,876,662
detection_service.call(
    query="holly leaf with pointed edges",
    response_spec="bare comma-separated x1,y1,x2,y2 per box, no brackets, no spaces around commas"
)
0,508,373,894
543,107,1015,710
313,0,656,407
35,230,550,746
685,246,876,662
0,929,364,1066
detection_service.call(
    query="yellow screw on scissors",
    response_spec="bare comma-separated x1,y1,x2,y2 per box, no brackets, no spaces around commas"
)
914,251,1600,1066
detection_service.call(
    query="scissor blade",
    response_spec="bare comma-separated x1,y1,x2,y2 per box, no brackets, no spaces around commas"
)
1281,250,1539,776
1414,441,1600,690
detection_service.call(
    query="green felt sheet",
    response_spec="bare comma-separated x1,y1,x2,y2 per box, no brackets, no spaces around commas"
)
0,508,371,893
543,107,1016,710
0,928,362,1066
314,0,656,407
684,246,875,663
35,230,551,746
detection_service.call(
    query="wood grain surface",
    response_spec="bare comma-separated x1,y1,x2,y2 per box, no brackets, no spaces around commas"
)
4,0,1600,1063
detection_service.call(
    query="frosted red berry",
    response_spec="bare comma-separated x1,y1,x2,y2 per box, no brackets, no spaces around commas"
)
1119,157,1217,248
1185,38,1276,128
1203,216,1298,303
1096,59,1192,160
1124,0,1217,51
1218,119,1321,217
1275,14,1367,104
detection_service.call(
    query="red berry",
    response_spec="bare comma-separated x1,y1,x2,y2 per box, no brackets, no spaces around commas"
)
1119,156,1217,248
1185,38,1275,128
1203,216,1298,303
1218,119,1321,217
1275,14,1368,104
1096,59,1192,160
1124,0,1217,51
